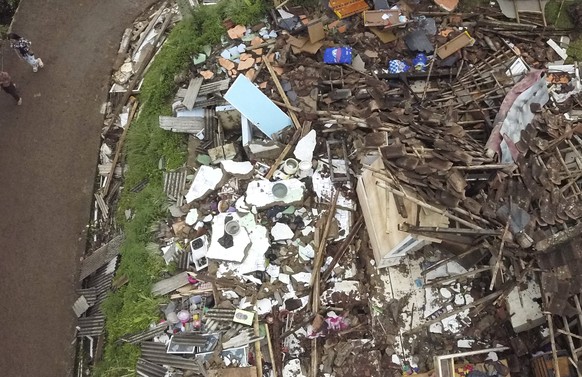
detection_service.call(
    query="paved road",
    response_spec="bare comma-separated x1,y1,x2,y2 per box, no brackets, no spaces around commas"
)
0,0,156,375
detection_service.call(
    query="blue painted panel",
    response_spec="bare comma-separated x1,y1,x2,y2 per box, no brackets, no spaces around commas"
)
224,74,292,139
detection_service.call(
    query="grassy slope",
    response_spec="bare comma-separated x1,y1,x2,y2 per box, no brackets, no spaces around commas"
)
93,1,266,376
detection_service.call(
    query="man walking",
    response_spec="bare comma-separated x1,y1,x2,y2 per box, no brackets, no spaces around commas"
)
0,71,22,105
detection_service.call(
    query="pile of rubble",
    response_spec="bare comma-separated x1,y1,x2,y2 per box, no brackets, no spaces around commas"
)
75,0,582,376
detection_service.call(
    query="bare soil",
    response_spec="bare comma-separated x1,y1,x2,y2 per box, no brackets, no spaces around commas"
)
0,0,156,375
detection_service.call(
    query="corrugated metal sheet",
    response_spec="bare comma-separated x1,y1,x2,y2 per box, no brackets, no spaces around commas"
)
171,333,207,346
163,168,188,206
120,322,169,344
140,341,205,373
77,314,105,337
136,358,167,377
76,287,98,307
79,235,123,281
72,296,90,317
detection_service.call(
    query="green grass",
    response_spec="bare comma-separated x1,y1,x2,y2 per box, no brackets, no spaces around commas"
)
92,1,269,376
545,0,577,29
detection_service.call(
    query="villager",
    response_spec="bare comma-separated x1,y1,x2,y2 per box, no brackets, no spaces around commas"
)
8,33,44,72
0,71,22,105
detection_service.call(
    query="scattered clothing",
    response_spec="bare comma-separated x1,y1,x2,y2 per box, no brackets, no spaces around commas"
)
0,71,22,105
8,33,44,73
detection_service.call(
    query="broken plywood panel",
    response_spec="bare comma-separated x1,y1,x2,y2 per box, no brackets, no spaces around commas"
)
436,31,475,59
357,157,447,268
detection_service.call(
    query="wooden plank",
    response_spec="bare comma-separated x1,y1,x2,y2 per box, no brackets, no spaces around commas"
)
159,116,205,133
183,77,204,110
102,99,139,196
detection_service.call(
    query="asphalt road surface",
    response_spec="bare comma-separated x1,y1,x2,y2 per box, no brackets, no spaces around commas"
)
0,0,156,375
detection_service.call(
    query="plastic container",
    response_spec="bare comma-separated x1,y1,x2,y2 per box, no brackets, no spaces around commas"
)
323,47,353,64
283,158,299,175
272,182,288,198
225,220,240,236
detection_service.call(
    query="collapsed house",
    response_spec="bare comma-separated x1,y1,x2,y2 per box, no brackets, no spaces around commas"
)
75,0,582,376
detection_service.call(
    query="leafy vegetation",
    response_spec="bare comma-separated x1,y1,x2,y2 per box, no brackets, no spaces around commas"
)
0,0,19,37
94,1,269,375
545,0,576,29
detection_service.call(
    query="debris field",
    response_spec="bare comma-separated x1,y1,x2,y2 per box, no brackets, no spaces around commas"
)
74,0,582,376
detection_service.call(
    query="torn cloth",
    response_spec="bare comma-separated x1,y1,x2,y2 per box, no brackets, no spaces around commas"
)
485,70,549,163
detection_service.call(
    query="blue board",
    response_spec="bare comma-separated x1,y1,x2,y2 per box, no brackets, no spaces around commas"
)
224,74,292,139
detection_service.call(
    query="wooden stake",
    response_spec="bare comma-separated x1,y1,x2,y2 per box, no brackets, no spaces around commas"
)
263,57,302,130
265,324,278,377
310,189,340,312
321,216,364,281
253,312,263,377
489,221,510,291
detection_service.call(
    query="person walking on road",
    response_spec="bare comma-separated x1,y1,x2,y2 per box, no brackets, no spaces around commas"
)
0,71,22,105
8,33,44,72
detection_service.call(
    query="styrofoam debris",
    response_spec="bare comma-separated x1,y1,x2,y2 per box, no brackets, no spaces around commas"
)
283,359,306,377
487,352,499,361
186,166,224,203
293,130,317,162
221,160,254,177
440,288,452,298
271,222,295,240
256,298,275,315
457,339,474,348
298,244,315,260
292,272,312,285
245,179,305,209
185,208,199,226
206,213,250,262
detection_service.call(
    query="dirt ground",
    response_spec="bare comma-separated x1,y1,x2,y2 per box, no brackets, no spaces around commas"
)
0,0,156,375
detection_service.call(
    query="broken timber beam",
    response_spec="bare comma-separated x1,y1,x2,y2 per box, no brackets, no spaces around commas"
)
321,216,364,281
535,222,582,252
102,99,139,197
310,188,340,312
